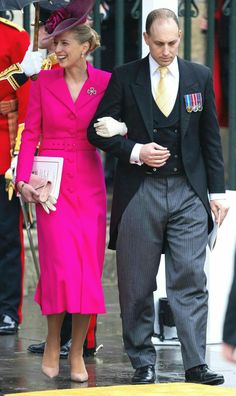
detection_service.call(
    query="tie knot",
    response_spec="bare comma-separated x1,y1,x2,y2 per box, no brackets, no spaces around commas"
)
159,66,168,79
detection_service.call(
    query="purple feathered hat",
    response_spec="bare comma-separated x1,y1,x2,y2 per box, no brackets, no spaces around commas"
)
44,0,95,38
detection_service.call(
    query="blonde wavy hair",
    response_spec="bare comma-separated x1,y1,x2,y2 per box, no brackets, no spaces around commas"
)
71,24,100,54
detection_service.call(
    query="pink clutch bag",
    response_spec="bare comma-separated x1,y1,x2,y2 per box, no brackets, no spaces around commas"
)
29,174,52,202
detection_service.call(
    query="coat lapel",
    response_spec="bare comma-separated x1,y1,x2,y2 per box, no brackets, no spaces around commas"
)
178,57,200,138
44,63,106,115
45,68,77,115
75,62,108,110
130,56,153,141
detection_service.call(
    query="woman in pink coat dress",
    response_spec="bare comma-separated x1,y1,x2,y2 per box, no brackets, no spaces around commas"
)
15,7,111,382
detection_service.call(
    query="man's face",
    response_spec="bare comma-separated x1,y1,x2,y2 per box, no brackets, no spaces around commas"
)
38,25,54,50
143,18,181,66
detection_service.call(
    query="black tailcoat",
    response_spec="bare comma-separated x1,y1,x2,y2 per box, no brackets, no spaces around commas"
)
88,56,225,249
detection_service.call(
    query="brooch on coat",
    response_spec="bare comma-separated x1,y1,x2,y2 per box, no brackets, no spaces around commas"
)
87,87,97,95
184,92,203,113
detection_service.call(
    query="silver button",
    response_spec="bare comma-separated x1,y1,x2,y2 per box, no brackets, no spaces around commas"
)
153,168,157,172
174,154,178,158
153,128,157,133
173,167,178,172
174,129,178,133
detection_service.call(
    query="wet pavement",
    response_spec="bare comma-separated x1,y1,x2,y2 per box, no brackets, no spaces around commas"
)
1,281,236,394
1,190,236,393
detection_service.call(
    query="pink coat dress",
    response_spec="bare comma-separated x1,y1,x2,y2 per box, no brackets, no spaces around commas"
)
16,63,111,315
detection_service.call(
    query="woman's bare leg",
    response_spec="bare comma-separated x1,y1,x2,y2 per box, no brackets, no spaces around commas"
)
42,312,65,378
70,313,91,382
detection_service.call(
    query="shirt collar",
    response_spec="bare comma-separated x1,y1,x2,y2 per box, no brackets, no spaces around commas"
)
149,54,179,78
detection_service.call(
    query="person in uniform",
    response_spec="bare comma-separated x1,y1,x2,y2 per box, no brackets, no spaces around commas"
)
0,47,43,101
0,16,30,334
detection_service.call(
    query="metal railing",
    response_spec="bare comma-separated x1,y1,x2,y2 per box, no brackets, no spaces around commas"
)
178,0,236,189
178,0,199,61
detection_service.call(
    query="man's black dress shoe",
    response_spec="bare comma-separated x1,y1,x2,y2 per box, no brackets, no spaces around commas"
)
0,314,18,335
27,339,71,359
185,364,224,385
132,365,156,384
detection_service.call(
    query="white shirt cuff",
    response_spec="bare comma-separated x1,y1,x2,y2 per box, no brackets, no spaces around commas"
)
209,193,226,200
130,143,143,166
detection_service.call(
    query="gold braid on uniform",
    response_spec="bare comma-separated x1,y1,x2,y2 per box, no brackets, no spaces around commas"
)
0,18,28,90
0,17,25,31
4,122,25,200
0,63,27,90
14,123,24,154
41,53,58,70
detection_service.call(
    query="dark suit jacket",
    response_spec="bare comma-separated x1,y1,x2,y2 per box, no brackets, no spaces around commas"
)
88,55,225,249
223,255,236,346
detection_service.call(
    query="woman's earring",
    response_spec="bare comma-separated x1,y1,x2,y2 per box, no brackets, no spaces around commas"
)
81,52,85,58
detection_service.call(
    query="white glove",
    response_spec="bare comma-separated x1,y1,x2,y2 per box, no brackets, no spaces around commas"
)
20,45,43,76
40,195,57,214
94,117,127,137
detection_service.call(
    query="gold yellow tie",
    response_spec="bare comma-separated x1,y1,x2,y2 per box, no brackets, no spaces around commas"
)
155,66,172,117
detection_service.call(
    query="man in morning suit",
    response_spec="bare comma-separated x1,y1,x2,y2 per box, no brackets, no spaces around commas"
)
88,8,229,385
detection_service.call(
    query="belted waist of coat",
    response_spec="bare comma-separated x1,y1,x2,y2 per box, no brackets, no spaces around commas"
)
0,99,18,115
40,138,96,151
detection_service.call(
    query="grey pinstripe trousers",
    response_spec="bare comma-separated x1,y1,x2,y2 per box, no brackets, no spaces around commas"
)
116,175,208,370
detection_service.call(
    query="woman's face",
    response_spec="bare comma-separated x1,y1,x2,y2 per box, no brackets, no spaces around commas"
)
54,30,85,68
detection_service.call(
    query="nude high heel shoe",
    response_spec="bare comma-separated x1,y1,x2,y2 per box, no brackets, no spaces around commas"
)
70,371,88,383
41,342,60,378
68,354,88,383
42,365,59,379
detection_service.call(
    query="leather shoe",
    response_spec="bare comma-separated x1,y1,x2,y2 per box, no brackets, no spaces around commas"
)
132,365,156,384
0,314,18,335
185,364,224,385
28,339,71,359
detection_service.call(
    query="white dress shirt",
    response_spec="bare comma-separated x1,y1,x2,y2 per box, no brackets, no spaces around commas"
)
129,54,225,200
130,55,179,165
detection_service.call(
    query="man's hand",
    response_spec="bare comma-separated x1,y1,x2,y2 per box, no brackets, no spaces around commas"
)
140,142,170,167
222,342,236,363
210,199,229,226
94,117,127,137
20,45,43,77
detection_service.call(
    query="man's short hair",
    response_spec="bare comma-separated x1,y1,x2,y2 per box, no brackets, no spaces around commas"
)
146,8,179,34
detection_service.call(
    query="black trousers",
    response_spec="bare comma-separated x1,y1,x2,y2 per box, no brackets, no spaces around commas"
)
0,175,23,323
60,313,72,345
